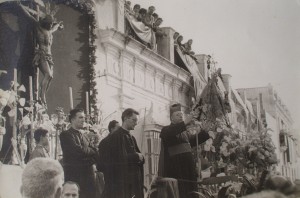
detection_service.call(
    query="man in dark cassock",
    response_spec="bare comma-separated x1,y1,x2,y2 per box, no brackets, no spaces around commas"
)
158,103,210,198
108,120,120,133
97,108,144,198
60,108,98,198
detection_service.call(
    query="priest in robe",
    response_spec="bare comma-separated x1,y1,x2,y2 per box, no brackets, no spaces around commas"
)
97,108,144,198
158,103,210,198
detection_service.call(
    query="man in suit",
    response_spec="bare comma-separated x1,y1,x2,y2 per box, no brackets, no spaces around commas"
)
60,108,98,198
98,108,144,198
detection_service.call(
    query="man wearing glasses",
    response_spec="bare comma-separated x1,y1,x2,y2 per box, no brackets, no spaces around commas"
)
99,108,144,198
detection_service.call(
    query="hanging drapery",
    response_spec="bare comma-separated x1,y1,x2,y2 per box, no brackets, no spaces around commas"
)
125,13,156,50
174,47,204,99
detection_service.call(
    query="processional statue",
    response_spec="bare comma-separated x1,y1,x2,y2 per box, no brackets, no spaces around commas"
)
19,2,63,106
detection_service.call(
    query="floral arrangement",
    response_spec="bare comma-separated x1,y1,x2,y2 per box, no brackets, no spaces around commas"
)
188,69,278,178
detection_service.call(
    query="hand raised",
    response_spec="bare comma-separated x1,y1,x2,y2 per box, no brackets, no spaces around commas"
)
184,114,194,125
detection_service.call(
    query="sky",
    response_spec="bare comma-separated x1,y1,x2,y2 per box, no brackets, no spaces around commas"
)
130,0,300,129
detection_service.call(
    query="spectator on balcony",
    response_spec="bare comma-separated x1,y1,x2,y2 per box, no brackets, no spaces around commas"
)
132,4,141,19
153,18,166,37
137,8,147,22
124,1,132,14
182,39,194,54
173,32,180,44
176,35,184,51
29,128,50,161
207,55,211,69
182,39,197,61
142,6,156,28
153,17,162,30
152,13,159,22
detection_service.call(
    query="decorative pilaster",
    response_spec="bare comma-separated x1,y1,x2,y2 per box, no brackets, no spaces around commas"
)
116,0,125,33
164,75,173,99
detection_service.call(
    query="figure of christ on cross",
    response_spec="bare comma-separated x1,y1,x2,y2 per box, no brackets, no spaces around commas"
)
18,3,63,106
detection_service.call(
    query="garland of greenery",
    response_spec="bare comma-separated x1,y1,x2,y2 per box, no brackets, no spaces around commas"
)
88,13,98,123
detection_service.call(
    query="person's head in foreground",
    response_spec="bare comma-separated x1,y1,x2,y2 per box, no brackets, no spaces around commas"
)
264,175,296,195
21,158,64,198
61,181,80,198
241,190,287,198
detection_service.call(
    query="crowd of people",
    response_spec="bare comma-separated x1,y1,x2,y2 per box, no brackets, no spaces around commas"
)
18,105,300,198
173,32,198,61
19,104,211,198
125,2,165,36
124,2,166,49
123,1,198,60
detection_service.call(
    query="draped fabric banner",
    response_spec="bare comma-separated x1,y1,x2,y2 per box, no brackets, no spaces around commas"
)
175,47,203,99
125,13,156,49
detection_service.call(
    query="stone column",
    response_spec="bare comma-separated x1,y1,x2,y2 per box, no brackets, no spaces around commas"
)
156,27,176,63
116,0,125,33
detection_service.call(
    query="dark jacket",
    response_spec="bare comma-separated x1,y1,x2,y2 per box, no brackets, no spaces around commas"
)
60,127,97,166
98,127,144,198
159,121,210,198
60,127,98,198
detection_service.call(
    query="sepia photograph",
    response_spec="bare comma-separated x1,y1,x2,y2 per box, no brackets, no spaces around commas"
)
0,0,299,197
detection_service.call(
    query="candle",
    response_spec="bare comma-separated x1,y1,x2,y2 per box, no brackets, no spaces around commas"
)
36,68,39,100
14,69,17,91
29,76,33,101
86,91,89,115
69,87,73,109
13,69,17,139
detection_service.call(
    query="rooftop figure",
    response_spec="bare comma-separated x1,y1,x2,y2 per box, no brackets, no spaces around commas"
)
183,39,197,60
124,1,132,14
153,18,166,37
131,4,140,18
142,6,155,28
152,13,159,22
